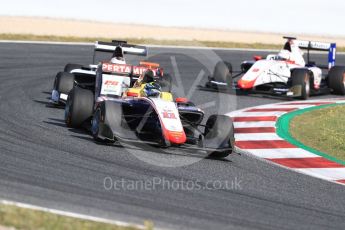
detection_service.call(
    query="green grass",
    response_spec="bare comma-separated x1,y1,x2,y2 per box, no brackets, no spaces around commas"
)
0,33,321,51
0,203,152,230
290,105,345,161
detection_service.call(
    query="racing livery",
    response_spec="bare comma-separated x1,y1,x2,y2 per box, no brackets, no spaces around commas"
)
64,62,235,158
205,37,345,99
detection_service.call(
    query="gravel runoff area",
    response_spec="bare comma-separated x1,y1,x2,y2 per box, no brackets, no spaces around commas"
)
1,16,345,46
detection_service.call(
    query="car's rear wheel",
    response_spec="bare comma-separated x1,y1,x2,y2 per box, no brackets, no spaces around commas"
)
159,73,173,92
204,115,235,159
291,69,311,100
213,61,232,87
64,63,83,73
328,66,345,95
65,87,94,128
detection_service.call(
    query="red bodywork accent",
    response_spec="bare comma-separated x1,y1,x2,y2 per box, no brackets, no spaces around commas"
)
163,130,187,144
253,56,263,61
175,97,188,103
237,78,256,89
126,92,139,97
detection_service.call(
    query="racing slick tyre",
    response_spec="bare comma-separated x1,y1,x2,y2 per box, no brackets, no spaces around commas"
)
213,61,232,82
204,115,235,158
91,104,115,144
159,73,173,92
207,61,233,91
328,66,345,95
291,69,311,100
91,101,123,144
64,63,83,73
53,72,75,95
65,87,94,128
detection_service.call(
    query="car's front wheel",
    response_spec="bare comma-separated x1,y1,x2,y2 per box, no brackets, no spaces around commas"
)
203,115,235,159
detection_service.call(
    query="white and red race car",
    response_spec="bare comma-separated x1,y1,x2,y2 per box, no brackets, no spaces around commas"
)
205,37,345,99
63,61,235,158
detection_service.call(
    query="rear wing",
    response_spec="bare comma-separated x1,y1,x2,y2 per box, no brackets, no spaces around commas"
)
93,40,148,63
295,40,336,69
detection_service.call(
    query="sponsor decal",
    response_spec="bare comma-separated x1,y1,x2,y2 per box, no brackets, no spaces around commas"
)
133,66,149,75
102,63,161,77
104,80,119,86
162,111,177,119
252,68,260,72
102,63,132,73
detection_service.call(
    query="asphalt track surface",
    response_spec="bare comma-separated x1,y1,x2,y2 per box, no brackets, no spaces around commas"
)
1,42,345,230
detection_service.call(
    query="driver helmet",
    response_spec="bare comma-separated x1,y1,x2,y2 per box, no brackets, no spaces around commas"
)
142,69,155,83
110,46,126,64
278,49,291,60
144,82,161,97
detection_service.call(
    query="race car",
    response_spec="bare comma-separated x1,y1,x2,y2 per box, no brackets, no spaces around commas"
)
64,61,235,158
204,37,345,99
51,40,164,105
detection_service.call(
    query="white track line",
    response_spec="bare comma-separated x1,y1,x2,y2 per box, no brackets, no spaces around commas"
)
251,104,314,109
296,168,345,181
0,200,146,229
234,121,276,128
232,111,291,117
247,148,318,159
235,133,282,141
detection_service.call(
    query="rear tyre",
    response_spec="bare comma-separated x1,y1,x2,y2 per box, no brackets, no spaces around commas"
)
291,69,311,100
64,63,83,73
65,87,94,128
204,115,235,159
159,73,173,92
213,61,232,84
328,66,345,95
53,72,75,95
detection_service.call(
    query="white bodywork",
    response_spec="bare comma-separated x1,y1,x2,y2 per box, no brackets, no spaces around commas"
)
100,74,130,97
51,65,97,104
238,42,323,91
140,97,186,144
150,97,184,133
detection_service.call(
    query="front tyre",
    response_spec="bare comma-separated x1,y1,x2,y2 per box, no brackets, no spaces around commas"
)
291,69,311,100
204,115,235,158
